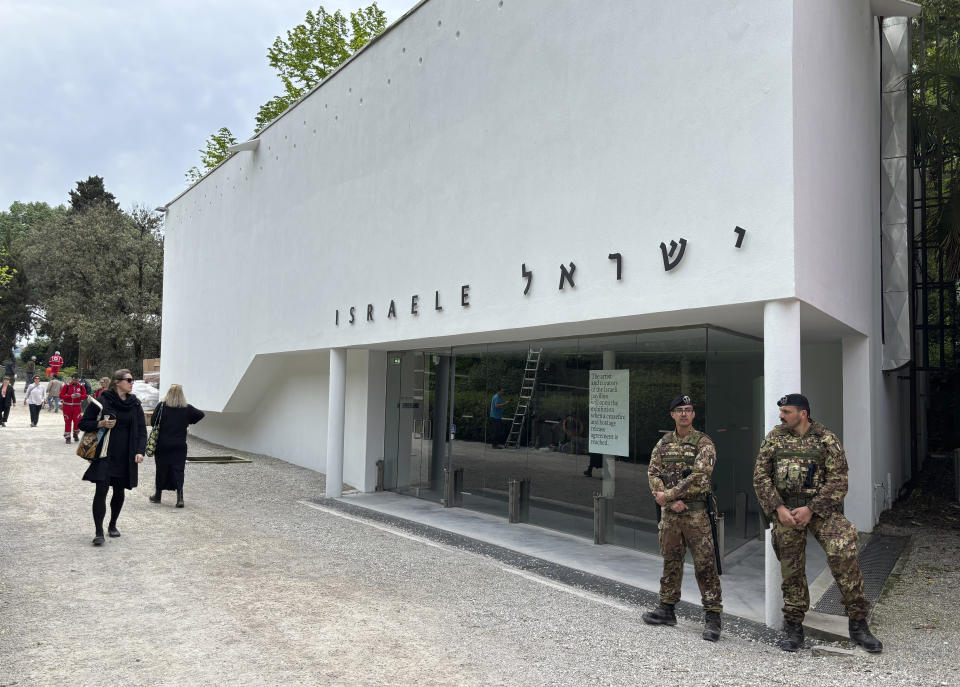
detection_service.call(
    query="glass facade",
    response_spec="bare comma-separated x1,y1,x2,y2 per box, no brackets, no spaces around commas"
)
382,327,764,554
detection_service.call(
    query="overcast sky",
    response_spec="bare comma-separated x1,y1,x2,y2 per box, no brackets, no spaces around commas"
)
0,0,415,213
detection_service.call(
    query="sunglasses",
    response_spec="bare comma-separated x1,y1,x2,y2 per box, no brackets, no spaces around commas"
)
121,377,134,383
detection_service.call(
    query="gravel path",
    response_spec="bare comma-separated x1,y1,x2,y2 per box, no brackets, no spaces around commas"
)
1,402,957,686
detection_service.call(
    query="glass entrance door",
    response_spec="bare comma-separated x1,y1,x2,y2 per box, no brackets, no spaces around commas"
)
383,350,449,502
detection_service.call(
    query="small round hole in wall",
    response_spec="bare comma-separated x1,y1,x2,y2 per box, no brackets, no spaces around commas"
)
418,56,423,64
387,78,391,85
313,129,317,134
348,87,352,94
437,19,442,27
402,46,406,54
456,30,461,38
359,97,363,105
498,0,503,6
335,115,339,120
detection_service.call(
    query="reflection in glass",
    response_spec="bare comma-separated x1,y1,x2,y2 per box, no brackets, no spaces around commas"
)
382,327,764,555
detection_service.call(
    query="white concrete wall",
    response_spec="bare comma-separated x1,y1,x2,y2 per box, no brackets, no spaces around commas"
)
793,0,879,336
801,342,843,437
190,350,330,474
162,0,797,414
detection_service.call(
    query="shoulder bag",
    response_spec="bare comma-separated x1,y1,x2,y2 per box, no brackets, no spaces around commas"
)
77,397,110,461
145,403,163,457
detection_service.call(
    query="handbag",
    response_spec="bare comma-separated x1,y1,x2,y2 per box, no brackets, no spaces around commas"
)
77,397,110,461
146,403,163,457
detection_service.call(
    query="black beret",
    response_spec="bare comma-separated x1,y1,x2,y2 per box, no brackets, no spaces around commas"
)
670,395,693,411
777,393,810,411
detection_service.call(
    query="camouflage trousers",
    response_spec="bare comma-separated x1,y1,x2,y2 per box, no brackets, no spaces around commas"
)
771,511,869,623
658,508,722,612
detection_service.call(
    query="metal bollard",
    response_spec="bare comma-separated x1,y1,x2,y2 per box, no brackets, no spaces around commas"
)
594,493,613,544
508,479,530,523
954,449,960,502
375,459,384,492
716,513,725,562
443,467,464,507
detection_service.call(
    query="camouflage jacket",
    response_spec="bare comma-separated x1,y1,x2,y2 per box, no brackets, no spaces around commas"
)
752,421,847,519
648,428,716,503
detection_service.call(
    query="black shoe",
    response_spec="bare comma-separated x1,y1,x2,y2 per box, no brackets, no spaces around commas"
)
176,489,184,508
108,525,120,538
583,468,593,477
149,491,161,504
73,432,79,441
92,535,105,546
65,436,70,444
702,610,721,642
642,603,677,626
849,618,883,653
780,620,804,652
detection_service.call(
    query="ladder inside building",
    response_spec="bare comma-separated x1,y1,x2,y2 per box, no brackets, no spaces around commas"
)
504,347,543,449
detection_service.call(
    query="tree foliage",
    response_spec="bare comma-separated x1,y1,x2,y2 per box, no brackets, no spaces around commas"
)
187,3,387,181
68,175,119,213
255,4,387,131
0,201,67,357
18,179,163,376
912,0,960,279
184,127,238,183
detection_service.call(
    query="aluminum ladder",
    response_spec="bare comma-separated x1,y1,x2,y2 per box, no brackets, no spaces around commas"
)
504,347,543,449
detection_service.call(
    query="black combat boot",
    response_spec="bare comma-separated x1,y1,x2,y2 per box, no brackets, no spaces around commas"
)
176,489,184,508
642,603,677,626
849,619,883,653
73,431,79,441
780,620,804,652
149,491,161,504
702,610,721,642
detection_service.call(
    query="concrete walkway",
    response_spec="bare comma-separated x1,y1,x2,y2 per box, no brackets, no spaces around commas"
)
1,401,956,686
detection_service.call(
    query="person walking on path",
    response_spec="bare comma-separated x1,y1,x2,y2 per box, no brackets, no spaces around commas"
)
753,393,883,653
642,394,723,642
46,375,63,413
78,369,146,546
23,375,45,427
23,356,36,392
48,351,63,377
148,384,205,508
94,377,110,400
0,377,15,426
59,373,87,443
3,359,14,381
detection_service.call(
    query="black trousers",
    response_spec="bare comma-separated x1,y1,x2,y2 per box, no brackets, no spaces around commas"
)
28,403,42,425
1,404,10,423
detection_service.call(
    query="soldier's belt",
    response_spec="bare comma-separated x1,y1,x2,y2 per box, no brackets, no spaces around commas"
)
782,495,812,509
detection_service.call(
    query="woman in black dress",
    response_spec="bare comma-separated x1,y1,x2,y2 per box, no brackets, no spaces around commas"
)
78,369,146,546
148,384,204,508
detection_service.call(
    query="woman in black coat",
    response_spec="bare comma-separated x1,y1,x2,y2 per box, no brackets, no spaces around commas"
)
148,384,204,508
78,369,146,546
0,376,15,426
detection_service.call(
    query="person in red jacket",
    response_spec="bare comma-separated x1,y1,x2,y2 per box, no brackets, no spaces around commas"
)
49,351,64,377
60,373,87,444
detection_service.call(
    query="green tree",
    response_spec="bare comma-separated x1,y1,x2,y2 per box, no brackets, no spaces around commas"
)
0,201,67,357
20,180,164,377
18,337,51,366
186,3,387,181
68,175,119,213
184,127,238,183
256,4,387,131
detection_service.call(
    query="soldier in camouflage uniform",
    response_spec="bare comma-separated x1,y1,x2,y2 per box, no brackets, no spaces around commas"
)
642,395,723,642
753,393,882,653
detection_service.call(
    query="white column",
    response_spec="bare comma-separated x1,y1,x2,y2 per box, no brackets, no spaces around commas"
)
842,335,873,530
325,348,347,498
763,299,801,628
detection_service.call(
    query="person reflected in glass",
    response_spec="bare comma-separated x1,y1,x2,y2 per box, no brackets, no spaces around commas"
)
148,384,205,508
78,369,146,546
489,387,507,448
